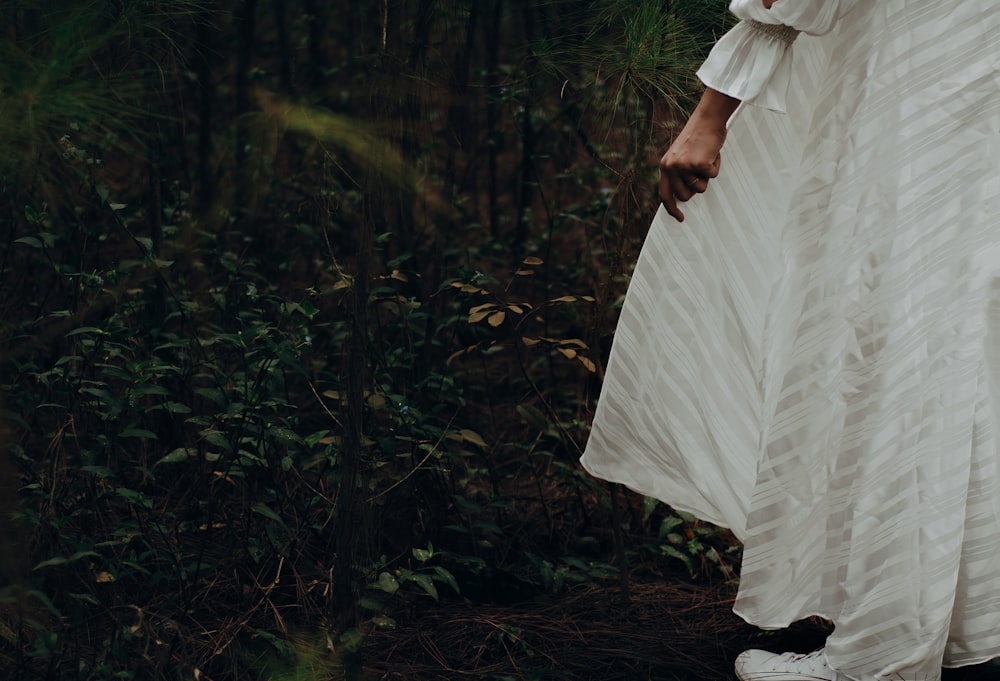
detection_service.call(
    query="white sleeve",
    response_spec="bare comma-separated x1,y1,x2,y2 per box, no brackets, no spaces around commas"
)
697,0,854,113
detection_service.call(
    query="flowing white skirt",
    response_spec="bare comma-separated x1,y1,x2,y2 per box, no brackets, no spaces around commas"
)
582,5,1000,680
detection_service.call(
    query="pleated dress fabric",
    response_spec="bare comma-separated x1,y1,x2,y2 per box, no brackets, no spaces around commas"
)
580,3,1000,680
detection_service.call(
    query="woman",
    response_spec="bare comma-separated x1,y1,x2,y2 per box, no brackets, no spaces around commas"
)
581,1,1000,680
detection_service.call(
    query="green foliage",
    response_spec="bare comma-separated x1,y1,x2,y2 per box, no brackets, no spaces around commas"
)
0,0,735,679
541,0,729,103
648,505,741,581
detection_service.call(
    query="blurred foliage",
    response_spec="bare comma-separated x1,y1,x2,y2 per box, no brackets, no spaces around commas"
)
0,0,736,679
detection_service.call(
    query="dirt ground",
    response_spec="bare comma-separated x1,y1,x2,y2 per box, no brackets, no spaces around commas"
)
363,578,1000,680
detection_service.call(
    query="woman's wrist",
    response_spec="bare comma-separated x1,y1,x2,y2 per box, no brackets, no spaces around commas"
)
690,88,741,134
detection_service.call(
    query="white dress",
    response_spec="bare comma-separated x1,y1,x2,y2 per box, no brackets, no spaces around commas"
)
580,2,1000,680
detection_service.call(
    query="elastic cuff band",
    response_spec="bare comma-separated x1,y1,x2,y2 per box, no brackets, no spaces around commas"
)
746,18,800,45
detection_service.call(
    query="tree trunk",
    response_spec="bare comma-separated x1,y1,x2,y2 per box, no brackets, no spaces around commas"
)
234,0,257,215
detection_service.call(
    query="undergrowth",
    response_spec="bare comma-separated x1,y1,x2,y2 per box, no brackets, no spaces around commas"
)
0,1,736,679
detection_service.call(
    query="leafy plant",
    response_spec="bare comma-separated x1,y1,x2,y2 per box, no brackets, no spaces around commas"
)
1,1,734,679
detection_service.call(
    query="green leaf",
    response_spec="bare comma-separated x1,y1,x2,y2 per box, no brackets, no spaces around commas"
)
79,387,121,408
13,236,44,249
156,448,194,465
375,572,399,595
661,545,695,576
642,496,659,521
338,627,364,653
192,387,226,406
116,487,152,509
407,573,438,600
252,503,287,527
433,566,460,596
132,384,171,397
516,403,549,431
657,515,684,540
26,590,62,617
270,426,303,445
372,615,397,630
34,550,99,570
304,429,330,447
358,596,383,610
118,426,158,440
33,557,68,569
80,465,114,478
201,430,232,451
66,326,107,337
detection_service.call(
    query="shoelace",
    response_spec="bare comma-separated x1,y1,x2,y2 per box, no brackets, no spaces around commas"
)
767,649,830,675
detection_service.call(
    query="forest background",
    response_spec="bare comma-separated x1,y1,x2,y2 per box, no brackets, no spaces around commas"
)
0,1,786,679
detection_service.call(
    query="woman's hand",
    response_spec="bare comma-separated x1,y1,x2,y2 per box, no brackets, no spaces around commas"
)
658,88,739,222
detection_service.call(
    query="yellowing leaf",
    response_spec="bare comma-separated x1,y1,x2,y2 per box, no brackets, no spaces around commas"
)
446,344,478,365
458,429,487,448
515,268,534,276
557,347,577,359
522,256,543,265
549,295,577,303
365,393,387,409
578,356,597,373
522,337,541,346
506,304,528,314
487,310,506,327
469,310,491,324
469,303,496,314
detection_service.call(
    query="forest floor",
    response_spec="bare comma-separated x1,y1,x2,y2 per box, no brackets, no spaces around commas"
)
362,576,1000,681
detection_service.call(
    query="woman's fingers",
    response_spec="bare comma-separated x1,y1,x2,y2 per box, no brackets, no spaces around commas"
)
659,170,711,222
659,174,685,222
685,175,708,193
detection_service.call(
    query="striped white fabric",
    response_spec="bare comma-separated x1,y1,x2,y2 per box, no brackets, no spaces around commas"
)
581,3,1000,681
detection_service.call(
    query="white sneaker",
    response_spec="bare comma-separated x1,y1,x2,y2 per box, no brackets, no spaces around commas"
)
735,648,843,681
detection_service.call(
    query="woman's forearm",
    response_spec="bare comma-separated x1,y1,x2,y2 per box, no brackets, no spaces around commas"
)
689,87,741,136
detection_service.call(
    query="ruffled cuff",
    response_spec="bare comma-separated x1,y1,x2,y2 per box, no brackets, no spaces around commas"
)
696,19,800,114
